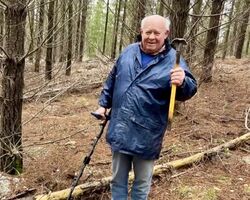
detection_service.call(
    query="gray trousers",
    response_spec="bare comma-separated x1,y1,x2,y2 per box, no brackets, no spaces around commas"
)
111,151,155,200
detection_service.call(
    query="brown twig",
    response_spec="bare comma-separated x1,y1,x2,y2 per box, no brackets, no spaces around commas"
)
23,128,87,148
239,147,250,153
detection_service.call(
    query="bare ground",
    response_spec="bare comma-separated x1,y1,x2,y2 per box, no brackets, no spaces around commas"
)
1,58,250,200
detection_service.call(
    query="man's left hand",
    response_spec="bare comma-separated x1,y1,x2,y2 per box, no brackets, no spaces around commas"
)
170,67,185,86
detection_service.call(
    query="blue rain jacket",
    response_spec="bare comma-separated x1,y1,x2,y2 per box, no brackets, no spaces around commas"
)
99,41,197,160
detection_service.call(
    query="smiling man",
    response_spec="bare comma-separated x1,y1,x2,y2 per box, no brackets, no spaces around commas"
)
140,15,169,54
94,15,197,199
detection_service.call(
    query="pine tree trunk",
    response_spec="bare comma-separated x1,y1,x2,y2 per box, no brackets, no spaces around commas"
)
34,0,45,72
235,0,250,59
186,0,202,64
222,0,235,60
170,0,190,39
201,0,225,83
66,1,73,76
229,0,241,56
28,3,34,62
74,0,82,61
130,0,147,43
137,0,147,35
102,0,109,55
158,0,165,16
45,0,55,80
52,0,58,63
111,0,122,59
78,1,88,62
59,1,66,62
246,31,250,55
119,0,127,53
0,0,27,175
0,9,4,47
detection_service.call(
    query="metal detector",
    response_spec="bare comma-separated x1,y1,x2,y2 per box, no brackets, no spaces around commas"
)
67,111,110,200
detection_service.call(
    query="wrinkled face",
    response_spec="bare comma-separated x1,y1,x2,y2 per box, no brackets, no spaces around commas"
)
140,17,169,55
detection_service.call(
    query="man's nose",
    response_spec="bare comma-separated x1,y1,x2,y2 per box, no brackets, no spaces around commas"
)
148,33,155,39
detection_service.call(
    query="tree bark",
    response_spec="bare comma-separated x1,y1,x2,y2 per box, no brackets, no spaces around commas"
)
234,0,250,59
201,0,225,83
35,132,250,200
0,0,27,174
0,8,4,46
246,31,250,55
52,0,58,63
169,0,190,39
130,0,147,43
78,1,88,62
66,1,73,76
27,2,35,62
34,0,45,72
158,0,165,16
222,0,235,60
102,0,109,55
186,0,203,64
137,0,147,36
229,0,241,56
74,0,82,61
45,0,55,80
59,1,66,62
119,0,128,54
111,0,122,59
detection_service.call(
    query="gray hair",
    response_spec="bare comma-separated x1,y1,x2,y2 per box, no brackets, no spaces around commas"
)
141,15,171,31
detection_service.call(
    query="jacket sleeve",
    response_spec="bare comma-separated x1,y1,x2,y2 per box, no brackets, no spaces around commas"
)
176,58,197,101
98,63,117,108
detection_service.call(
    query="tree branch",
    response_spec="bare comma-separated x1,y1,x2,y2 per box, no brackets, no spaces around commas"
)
0,0,7,8
188,12,229,18
26,0,36,7
0,46,10,59
188,13,239,42
187,7,250,41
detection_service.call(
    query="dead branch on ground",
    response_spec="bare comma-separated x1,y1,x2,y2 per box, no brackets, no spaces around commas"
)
23,81,103,102
6,188,36,200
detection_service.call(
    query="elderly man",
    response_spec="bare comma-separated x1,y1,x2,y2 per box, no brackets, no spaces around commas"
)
94,15,197,200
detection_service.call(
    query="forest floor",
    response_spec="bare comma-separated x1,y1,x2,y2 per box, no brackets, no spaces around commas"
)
0,57,250,200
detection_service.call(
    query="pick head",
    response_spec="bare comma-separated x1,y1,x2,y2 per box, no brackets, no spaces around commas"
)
171,38,187,51
172,38,187,46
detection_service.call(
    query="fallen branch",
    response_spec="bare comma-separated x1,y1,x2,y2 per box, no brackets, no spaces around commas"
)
6,188,36,200
35,132,250,200
23,82,103,102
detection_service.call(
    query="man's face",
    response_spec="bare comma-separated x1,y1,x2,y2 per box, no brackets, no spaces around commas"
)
140,18,169,55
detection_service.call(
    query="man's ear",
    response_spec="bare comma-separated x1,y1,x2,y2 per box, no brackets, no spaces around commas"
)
165,30,170,38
